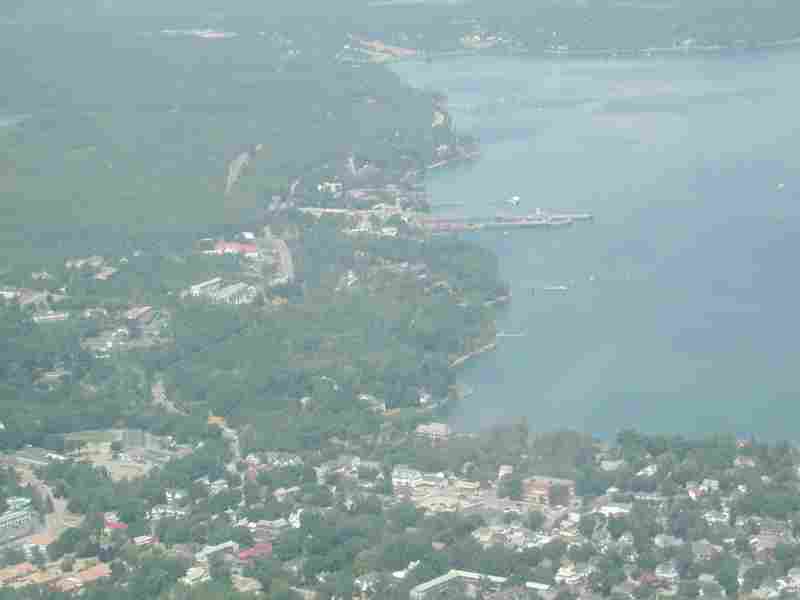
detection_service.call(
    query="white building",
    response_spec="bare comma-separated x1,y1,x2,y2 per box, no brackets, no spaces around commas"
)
655,562,680,582
596,503,632,518
0,509,34,535
415,422,451,441
147,504,189,521
209,479,230,495
212,282,256,305
195,541,239,563
392,465,423,490
33,311,70,324
498,465,514,480
636,464,658,477
187,277,223,298
181,566,210,586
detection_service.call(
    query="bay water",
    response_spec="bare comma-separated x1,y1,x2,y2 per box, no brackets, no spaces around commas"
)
394,50,800,440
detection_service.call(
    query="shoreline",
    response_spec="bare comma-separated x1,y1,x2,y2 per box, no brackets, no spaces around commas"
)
449,342,497,369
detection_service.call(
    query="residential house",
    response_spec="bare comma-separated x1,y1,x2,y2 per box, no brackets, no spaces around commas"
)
654,534,683,549
416,495,459,514
655,562,680,582
185,277,223,298
195,541,240,563
554,562,591,586
125,305,153,323
147,504,189,521
211,282,257,305
263,452,303,469
253,518,290,542
751,534,783,559
273,486,301,502
232,574,263,594
521,476,575,507
704,510,729,526
596,502,632,518
409,570,507,600
686,482,705,501
392,465,423,492
354,572,383,599
94,266,118,280
498,465,514,480
165,489,188,505
415,422,451,442
134,535,156,547
32,311,70,324
631,492,666,504
104,519,128,535
237,543,273,564
452,478,481,496
209,479,230,495
784,567,800,590
636,464,658,477
181,566,210,586
0,507,35,541
600,459,625,472
213,241,259,258
55,563,112,592
692,539,720,561
735,456,757,468
0,562,35,586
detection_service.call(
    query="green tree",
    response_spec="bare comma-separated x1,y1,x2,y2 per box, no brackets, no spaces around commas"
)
716,555,740,597
31,546,47,569
579,515,597,538
679,580,700,598
2,548,26,566
208,553,231,583
61,557,75,573
528,510,545,532
608,517,627,540
498,477,523,501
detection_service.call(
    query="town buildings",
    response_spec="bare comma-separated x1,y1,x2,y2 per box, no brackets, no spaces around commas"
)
521,476,576,507
0,497,35,542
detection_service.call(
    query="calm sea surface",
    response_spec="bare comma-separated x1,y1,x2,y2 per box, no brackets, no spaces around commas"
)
394,50,800,440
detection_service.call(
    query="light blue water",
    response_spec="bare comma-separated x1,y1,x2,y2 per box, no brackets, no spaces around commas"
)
0,114,30,128
394,50,800,440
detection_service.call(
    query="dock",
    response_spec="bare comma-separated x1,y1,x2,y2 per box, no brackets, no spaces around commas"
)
420,211,593,233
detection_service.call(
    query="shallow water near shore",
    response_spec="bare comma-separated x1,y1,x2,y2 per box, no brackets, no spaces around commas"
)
394,50,800,440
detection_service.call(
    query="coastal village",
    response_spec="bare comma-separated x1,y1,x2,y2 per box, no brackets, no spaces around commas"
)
4,419,800,600
4,4,800,599
0,62,782,600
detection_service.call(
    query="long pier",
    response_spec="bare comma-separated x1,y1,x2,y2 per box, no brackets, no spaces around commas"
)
421,211,593,233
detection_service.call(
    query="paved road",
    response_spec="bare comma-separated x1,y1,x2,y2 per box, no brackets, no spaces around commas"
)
15,468,73,544
273,238,294,283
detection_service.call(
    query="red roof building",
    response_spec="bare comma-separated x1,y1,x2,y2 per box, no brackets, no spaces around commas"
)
214,241,258,256
237,543,273,562
104,520,128,531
